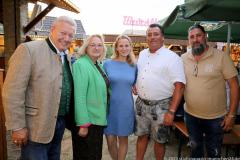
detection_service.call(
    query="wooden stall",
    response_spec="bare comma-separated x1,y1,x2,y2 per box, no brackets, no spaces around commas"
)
0,69,6,160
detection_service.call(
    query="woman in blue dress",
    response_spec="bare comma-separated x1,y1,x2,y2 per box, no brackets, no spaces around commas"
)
104,35,137,160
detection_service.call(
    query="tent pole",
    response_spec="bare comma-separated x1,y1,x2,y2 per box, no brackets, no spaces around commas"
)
226,23,231,54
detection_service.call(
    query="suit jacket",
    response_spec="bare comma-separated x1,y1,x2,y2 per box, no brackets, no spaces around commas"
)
2,39,72,143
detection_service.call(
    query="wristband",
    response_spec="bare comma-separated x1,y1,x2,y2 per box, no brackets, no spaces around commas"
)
227,114,236,118
80,123,91,128
168,109,175,115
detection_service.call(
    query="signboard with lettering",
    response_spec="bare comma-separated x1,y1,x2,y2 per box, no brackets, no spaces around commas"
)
123,16,159,26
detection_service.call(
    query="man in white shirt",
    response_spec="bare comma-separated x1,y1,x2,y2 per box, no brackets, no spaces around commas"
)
135,24,186,160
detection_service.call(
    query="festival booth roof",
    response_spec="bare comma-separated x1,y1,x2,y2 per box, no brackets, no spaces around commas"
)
159,0,240,43
182,0,240,22
29,0,80,13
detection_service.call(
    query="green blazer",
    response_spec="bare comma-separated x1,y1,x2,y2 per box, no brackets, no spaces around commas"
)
73,55,107,126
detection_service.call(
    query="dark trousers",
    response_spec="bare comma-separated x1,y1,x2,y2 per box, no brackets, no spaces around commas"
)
185,112,224,158
21,116,66,160
71,125,104,160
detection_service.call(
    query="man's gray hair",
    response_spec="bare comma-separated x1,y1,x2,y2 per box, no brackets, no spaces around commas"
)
52,16,77,29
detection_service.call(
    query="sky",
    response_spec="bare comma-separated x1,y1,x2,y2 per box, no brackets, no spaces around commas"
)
29,0,184,35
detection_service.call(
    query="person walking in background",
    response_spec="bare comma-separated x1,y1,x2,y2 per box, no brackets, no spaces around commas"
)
104,35,137,160
2,16,76,160
182,24,239,158
71,34,109,160
135,23,186,160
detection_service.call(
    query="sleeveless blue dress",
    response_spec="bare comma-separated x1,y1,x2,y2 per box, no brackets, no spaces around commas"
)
103,59,137,136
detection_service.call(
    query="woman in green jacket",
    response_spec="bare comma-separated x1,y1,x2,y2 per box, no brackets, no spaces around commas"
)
71,34,109,160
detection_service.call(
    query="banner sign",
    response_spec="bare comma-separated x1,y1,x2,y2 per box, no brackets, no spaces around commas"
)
123,16,159,26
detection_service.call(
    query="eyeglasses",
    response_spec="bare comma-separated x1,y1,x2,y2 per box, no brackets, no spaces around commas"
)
193,63,198,77
89,44,103,48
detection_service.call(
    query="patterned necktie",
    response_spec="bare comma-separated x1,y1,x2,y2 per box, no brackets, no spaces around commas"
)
58,52,73,116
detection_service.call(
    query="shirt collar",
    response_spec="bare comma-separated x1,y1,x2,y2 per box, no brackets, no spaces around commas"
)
186,47,213,61
49,37,61,54
147,46,164,55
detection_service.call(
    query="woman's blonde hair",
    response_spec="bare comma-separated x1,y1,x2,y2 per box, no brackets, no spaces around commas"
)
111,35,136,65
76,34,107,61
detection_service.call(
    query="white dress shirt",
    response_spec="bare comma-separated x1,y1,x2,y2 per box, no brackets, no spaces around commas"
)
136,47,186,100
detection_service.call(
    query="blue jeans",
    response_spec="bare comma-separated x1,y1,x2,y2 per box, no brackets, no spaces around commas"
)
21,116,66,160
184,112,224,158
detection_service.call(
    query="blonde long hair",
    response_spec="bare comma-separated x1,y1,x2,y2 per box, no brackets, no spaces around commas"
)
76,34,107,61
111,35,136,65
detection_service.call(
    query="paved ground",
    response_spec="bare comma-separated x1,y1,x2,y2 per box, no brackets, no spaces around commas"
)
60,129,239,160
6,127,237,160
60,128,190,160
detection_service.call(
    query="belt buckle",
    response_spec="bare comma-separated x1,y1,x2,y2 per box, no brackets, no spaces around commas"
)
144,100,148,105
148,101,153,105
145,100,152,105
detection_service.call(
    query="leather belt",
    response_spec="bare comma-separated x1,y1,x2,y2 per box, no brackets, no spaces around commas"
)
139,97,172,106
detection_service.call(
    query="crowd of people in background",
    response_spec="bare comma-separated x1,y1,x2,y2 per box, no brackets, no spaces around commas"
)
1,15,240,160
